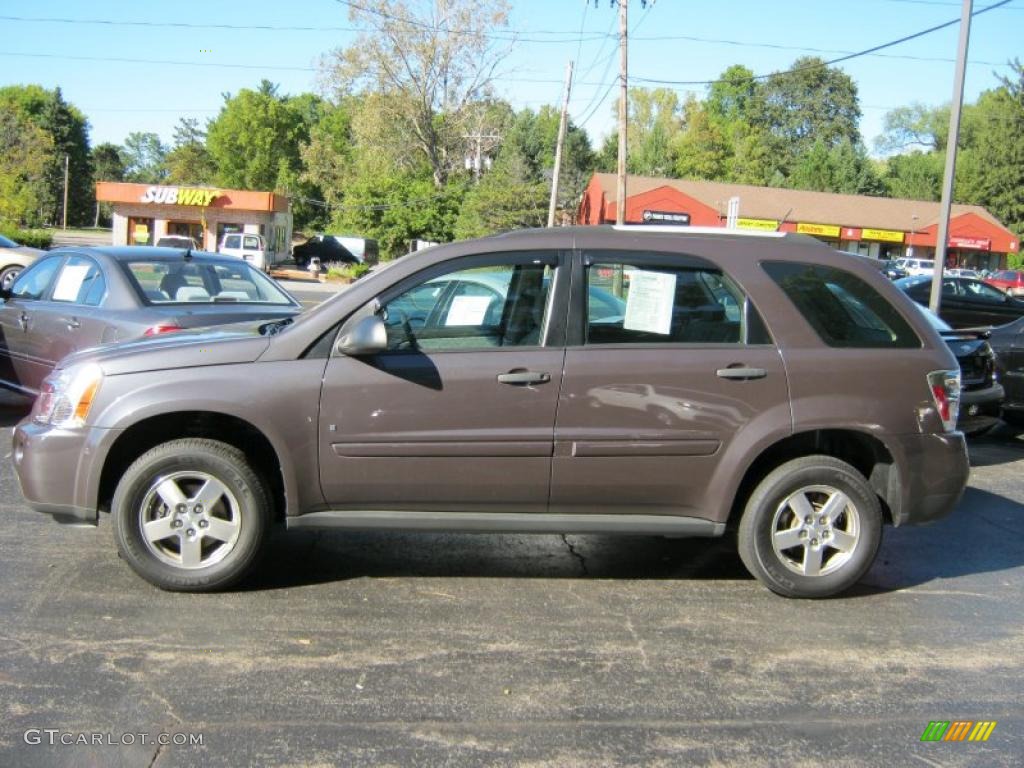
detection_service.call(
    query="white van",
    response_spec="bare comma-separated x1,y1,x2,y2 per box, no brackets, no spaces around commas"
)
897,258,935,277
219,233,274,271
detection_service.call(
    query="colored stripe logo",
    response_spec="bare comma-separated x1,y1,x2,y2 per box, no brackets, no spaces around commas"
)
920,721,997,742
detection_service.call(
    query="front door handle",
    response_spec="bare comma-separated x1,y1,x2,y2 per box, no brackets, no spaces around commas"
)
64,317,81,330
716,366,767,380
18,312,29,331
497,370,551,385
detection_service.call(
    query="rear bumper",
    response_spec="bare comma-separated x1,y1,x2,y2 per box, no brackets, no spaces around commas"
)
12,420,120,526
886,432,969,526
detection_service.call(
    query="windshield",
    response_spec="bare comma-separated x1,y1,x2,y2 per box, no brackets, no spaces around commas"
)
0,235,19,248
121,258,295,305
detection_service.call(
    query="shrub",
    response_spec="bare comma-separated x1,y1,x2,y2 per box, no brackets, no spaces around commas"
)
0,225,52,249
325,261,371,280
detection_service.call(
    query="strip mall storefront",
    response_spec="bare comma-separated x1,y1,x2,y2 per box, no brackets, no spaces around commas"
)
96,181,292,257
578,173,1019,270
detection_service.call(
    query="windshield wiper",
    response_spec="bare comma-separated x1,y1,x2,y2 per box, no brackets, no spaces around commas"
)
259,317,294,336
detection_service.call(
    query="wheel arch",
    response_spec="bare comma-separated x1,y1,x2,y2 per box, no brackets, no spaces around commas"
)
97,411,289,522
726,429,900,528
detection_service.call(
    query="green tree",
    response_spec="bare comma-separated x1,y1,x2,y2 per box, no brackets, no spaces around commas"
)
882,151,942,201
0,85,93,226
787,139,883,195
955,60,1024,237
454,149,547,239
626,88,682,177
0,110,54,226
164,118,216,185
90,142,126,226
122,132,168,184
672,98,730,181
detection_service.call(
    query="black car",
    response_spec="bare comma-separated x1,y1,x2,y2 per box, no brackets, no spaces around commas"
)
879,259,907,280
896,275,1024,328
292,235,367,268
985,316,1024,426
916,305,1003,435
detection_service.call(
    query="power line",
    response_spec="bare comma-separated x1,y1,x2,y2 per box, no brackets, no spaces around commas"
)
632,0,1014,87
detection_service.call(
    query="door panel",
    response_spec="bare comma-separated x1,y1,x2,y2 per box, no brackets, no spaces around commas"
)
551,346,789,516
0,255,64,391
319,349,564,511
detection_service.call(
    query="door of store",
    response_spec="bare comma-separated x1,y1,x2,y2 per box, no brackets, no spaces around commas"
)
127,217,154,246
168,221,204,247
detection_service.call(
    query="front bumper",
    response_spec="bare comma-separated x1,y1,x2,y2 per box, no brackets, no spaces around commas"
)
885,432,969,526
12,420,120,526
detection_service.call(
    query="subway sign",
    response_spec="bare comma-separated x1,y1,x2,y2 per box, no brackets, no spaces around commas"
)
139,186,221,206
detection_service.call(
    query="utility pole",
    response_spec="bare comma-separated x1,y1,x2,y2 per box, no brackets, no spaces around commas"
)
548,60,574,227
929,0,973,314
62,154,69,230
616,0,628,225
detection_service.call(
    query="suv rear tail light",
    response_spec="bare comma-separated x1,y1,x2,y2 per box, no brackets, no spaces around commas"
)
928,370,961,432
144,323,184,336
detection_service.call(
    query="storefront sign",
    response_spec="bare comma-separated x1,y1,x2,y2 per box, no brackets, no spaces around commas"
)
796,222,841,238
641,210,690,225
139,186,221,206
861,227,904,243
736,217,778,231
948,236,991,250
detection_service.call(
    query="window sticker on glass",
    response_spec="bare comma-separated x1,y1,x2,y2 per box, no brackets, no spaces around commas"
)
624,270,676,335
52,264,92,302
445,295,492,326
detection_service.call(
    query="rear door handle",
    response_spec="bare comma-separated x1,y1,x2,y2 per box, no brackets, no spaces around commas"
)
716,367,767,380
64,317,81,330
497,370,551,385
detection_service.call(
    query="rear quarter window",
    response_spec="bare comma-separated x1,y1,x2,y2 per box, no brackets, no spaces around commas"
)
764,261,920,349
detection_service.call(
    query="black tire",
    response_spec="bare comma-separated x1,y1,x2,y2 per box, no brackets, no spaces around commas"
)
737,455,882,598
1,265,22,291
111,438,271,591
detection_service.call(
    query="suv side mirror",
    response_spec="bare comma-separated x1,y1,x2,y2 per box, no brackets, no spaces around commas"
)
335,314,387,356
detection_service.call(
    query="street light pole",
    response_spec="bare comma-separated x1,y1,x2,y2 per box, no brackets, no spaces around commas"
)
929,0,973,313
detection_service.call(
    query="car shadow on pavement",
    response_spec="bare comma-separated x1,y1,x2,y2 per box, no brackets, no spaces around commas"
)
245,529,752,591
859,486,1024,593
245,484,1024,595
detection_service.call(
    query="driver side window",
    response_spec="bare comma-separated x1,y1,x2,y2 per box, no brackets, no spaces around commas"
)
380,257,554,352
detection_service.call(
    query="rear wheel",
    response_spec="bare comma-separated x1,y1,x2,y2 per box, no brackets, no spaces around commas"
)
112,438,271,591
738,456,882,598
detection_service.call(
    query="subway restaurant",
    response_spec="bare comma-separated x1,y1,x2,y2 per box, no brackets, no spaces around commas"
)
95,181,292,256
579,173,1019,270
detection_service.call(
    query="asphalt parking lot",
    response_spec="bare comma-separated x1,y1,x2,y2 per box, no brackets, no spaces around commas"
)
0,387,1022,767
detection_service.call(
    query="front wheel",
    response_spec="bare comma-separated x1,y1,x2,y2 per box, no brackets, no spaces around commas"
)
737,456,882,598
112,438,271,591
1,265,22,291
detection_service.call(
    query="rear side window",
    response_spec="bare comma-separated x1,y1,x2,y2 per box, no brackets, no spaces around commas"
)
764,262,920,348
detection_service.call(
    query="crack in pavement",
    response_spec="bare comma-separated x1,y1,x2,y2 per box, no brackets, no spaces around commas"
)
560,535,588,576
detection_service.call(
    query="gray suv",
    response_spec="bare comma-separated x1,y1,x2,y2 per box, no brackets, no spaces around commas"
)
11,227,969,597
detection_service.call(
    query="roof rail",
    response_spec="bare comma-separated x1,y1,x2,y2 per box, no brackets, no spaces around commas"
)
612,225,789,238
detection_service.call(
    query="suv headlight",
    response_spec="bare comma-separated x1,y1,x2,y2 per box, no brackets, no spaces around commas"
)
32,363,103,428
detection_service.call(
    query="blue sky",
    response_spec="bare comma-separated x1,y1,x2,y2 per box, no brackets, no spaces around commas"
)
0,0,1020,154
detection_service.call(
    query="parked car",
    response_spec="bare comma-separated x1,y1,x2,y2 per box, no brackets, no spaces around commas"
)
156,235,200,250
12,228,969,598
878,259,907,280
0,234,46,292
896,275,1024,328
984,316,1024,427
984,269,1024,297
0,246,300,395
896,258,935,277
218,233,279,272
914,304,1002,435
945,268,979,279
292,234,377,268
